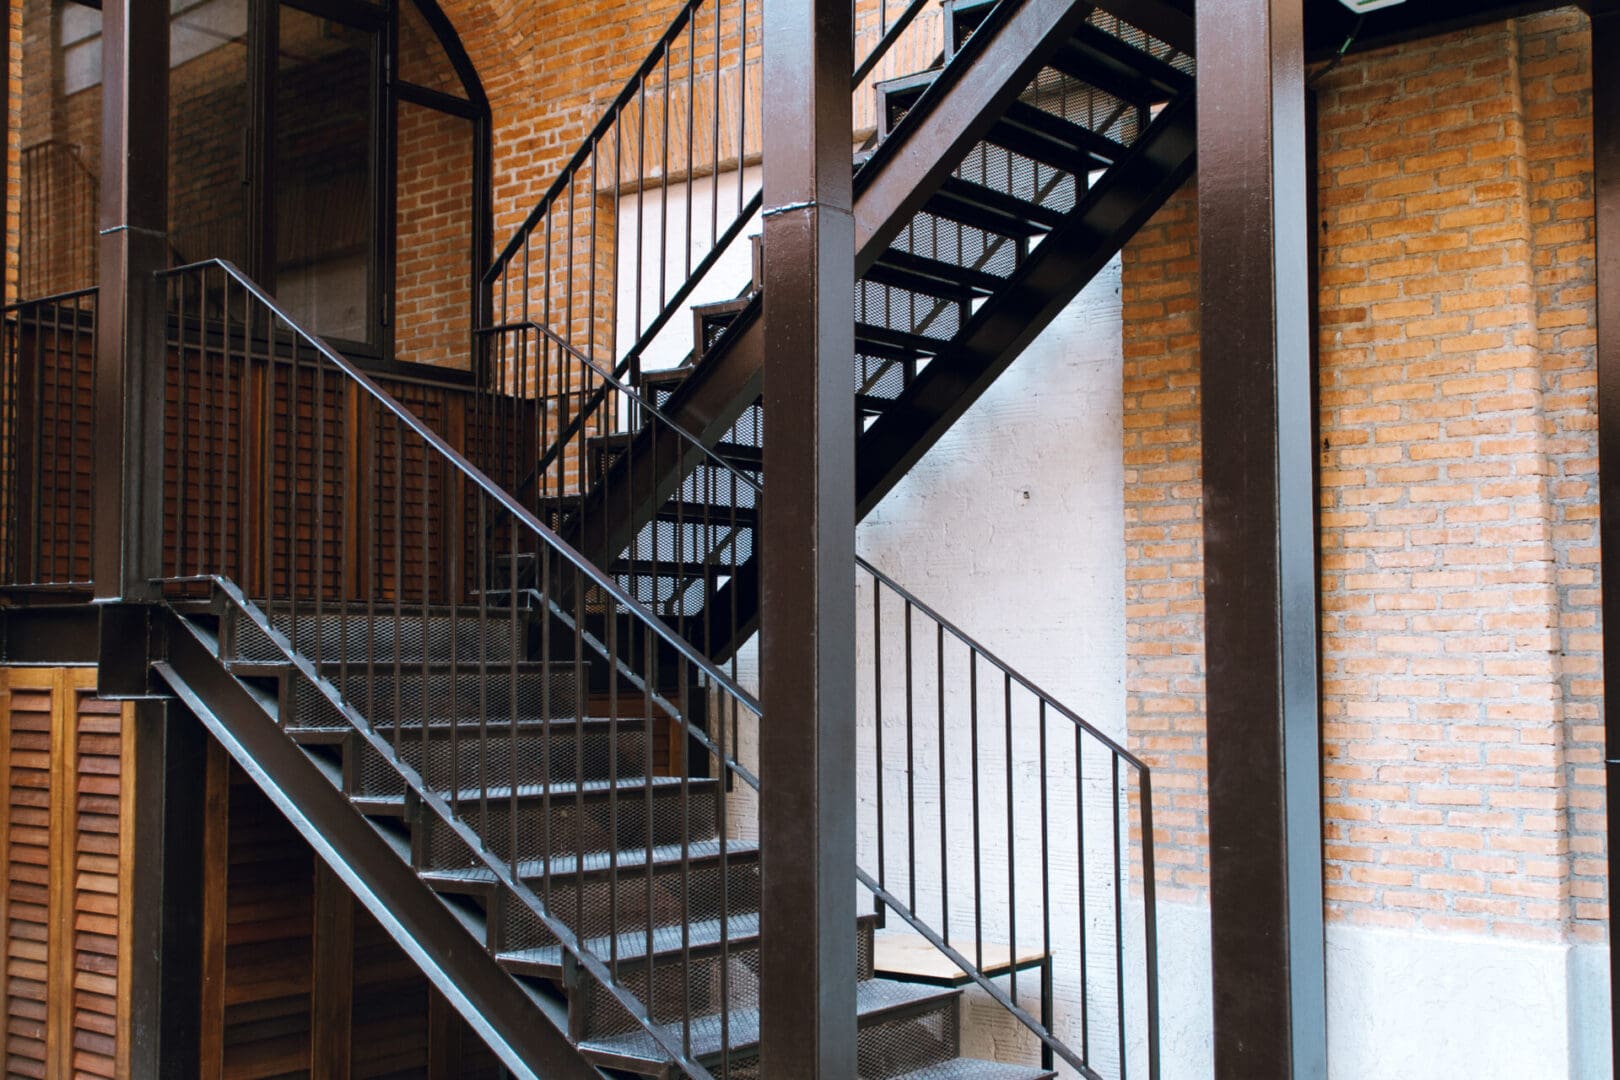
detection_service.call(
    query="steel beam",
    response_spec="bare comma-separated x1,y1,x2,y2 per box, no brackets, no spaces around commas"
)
1593,6,1619,1071
93,0,169,602
1195,1,1327,1078
757,0,857,1076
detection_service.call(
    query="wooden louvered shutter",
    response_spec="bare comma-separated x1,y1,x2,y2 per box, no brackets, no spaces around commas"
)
0,669,132,1080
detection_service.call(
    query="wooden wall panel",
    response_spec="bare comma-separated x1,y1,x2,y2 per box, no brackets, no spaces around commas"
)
220,768,313,1080
0,668,130,1080
68,690,130,1079
2,671,57,1079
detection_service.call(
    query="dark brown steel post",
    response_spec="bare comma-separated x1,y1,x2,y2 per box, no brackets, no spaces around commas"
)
93,0,169,602
1196,0,1327,1077
1591,4,1619,1069
124,697,206,1076
757,0,857,1075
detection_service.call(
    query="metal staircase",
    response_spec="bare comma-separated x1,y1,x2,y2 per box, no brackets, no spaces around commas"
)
0,0,1190,1074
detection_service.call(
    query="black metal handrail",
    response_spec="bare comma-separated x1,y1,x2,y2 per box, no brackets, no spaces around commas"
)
157,258,762,1078
479,0,949,394
517,309,1160,1077
0,287,98,592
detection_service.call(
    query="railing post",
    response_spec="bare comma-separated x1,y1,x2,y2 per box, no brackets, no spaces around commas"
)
1195,0,1327,1077
758,0,857,1075
93,0,169,607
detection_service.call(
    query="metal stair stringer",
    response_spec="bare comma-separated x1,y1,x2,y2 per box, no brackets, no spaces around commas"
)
560,0,1099,578
853,89,1197,517
153,604,607,1080
690,92,1196,662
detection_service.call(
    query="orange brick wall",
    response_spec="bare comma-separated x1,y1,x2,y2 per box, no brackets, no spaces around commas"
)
1122,9,1602,942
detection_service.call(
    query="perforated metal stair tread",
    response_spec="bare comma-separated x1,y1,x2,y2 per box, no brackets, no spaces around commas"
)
423,773,713,806
576,978,962,1067
499,912,763,976
889,1060,1055,1080
419,837,759,888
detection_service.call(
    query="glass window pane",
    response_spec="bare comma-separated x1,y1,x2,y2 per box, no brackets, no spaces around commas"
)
168,0,251,269
394,100,473,369
16,0,102,299
274,6,376,344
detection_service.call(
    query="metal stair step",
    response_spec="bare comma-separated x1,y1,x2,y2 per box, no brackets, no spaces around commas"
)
577,978,962,1073
868,249,1004,298
499,912,763,978
856,321,949,360
420,838,761,892
891,1061,1056,1080
999,99,1126,167
928,176,1067,238
1068,19,1192,97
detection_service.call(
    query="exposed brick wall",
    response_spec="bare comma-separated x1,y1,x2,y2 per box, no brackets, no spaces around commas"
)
1119,182,1206,906
1121,10,1603,943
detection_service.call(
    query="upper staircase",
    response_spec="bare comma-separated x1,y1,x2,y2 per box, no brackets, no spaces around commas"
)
495,0,1195,662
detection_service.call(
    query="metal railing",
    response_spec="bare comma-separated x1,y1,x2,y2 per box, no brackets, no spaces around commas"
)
857,560,1159,1080
158,259,762,1079
500,316,1160,1077
19,142,98,300
477,0,938,452
0,287,98,591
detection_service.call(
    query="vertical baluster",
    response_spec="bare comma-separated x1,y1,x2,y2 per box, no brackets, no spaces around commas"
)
477,491,490,839
421,432,432,803
607,602,620,982
537,539,551,908
66,293,80,582
685,13,696,284
1078,724,1089,1062
660,46,671,312
937,622,948,945
711,0,721,250
905,597,916,914
572,567,587,943
874,581,885,899
736,0,746,220
970,651,982,973
641,621,657,1025
1006,673,1016,1011
1039,700,1053,1071
286,300,301,649
636,77,648,348
394,412,405,759
677,659,693,1062
315,332,326,672
48,297,60,581
510,516,524,885
1114,753,1126,1079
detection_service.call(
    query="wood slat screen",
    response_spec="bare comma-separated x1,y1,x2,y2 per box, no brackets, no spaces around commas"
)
0,668,132,1080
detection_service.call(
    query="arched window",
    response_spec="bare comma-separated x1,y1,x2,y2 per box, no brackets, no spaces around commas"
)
13,0,490,373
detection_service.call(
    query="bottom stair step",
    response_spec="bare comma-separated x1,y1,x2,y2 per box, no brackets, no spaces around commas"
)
892,1062,1055,1080
577,978,961,1072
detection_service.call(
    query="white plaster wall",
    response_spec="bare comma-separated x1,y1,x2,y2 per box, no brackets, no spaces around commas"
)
615,165,763,376
1153,903,1612,1080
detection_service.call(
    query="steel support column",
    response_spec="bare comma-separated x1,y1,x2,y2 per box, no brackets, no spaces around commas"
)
1195,1,1327,1077
1591,4,1619,1071
757,0,857,1075
124,698,206,1076
93,0,169,604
